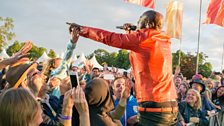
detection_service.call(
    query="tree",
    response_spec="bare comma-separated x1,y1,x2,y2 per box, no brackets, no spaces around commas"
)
6,41,21,56
48,49,56,58
172,50,212,79
115,49,130,69
7,41,52,61
92,49,110,65
88,49,130,70
0,17,16,51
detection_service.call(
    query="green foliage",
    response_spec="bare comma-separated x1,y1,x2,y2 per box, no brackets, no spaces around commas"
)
88,49,130,70
0,17,16,51
48,49,56,58
172,50,212,79
115,49,130,69
7,41,54,61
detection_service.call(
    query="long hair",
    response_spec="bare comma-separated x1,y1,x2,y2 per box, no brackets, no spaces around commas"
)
187,89,202,110
0,88,40,126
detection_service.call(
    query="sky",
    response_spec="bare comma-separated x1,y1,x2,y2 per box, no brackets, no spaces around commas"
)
0,0,224,71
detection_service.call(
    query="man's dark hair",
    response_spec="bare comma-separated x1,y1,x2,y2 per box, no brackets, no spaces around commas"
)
92,67,100,72
138,10,163,30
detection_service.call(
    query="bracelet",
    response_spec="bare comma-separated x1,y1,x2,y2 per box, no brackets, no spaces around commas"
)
59,114,72,120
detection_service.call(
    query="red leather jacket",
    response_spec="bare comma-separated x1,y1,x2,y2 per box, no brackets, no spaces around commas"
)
80,26,177,103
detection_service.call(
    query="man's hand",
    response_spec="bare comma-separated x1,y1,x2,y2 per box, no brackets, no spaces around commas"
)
66,22,82,33
84,60,93,74
70,27,79,43
60,77,72,96
0,41,32,68
63,89,74,109
73,85,89,115
123,23,136,34
127,115,138,126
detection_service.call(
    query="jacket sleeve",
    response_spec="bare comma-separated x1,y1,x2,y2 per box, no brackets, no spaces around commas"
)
51,41,76,79
79,26,149,51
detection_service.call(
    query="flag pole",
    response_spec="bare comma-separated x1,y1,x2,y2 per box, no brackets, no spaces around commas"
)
196,0,203,74
178,38,182,66
178,0,184,66
221,41,224,71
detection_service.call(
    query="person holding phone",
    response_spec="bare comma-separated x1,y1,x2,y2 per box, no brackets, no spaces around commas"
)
68,10,177,125
48,26,79,98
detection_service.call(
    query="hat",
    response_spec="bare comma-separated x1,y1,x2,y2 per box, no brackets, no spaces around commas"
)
189,79,206,93
6,62,37,88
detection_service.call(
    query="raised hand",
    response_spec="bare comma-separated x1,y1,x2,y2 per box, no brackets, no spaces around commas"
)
7,41,32,65
18,41,32,55
73,85,89,114
60,76,72,96
70,27,79,44
66,22,82,33
84,60,93,74
121,79,131,99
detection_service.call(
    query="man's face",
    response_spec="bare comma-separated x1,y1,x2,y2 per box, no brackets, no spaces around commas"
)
113,78,126,99
217,87,224,97
27,67,47,95
54,59,62,68
92,69,100,77
48,77,61,89
175,77,182,87
192,83,203,92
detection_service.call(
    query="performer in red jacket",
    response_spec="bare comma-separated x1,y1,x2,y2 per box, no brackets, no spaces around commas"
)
69,10,178,126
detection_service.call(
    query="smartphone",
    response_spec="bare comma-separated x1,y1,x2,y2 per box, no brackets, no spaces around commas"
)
69,71,79,88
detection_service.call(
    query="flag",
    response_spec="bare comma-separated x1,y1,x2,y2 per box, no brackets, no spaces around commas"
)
165,0,183,39
124,0,155,9
214,1,224,26
204,0,224,27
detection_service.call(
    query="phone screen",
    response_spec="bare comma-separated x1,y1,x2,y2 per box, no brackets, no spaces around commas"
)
69,71,79,88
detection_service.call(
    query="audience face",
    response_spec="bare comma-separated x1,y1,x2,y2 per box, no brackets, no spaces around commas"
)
214,80,221,88
174,77,182,87
179,84,187,94
92,68,100,78
54,58,62,68
186,90,198,106
48,77,61,89
191,83,202,92
217,87,224,97
205,80,214,90
27,67,47,96
113,78,126,99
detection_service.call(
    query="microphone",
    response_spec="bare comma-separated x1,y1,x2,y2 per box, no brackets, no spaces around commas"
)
116,25,137,31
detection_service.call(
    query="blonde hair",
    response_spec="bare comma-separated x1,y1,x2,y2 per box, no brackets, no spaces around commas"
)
0,88,40,126
187,89,202,110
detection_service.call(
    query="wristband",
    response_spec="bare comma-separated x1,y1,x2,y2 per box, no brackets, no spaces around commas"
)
59,114,72,120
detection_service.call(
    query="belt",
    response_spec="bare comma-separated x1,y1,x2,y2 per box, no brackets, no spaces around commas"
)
138,101,177,108
138,106,178,112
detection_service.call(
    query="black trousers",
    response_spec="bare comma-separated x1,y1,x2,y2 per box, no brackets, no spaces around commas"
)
136,101,178,126
137,111,178,126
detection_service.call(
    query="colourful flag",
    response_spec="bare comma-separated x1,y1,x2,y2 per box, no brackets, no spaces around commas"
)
165,0,183,39
204,0,224,27
124,0,155,9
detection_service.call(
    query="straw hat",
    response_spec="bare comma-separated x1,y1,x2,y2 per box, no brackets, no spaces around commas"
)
6,62,37,88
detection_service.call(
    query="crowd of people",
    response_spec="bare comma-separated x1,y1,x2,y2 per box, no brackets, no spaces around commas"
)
0,10,224,126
